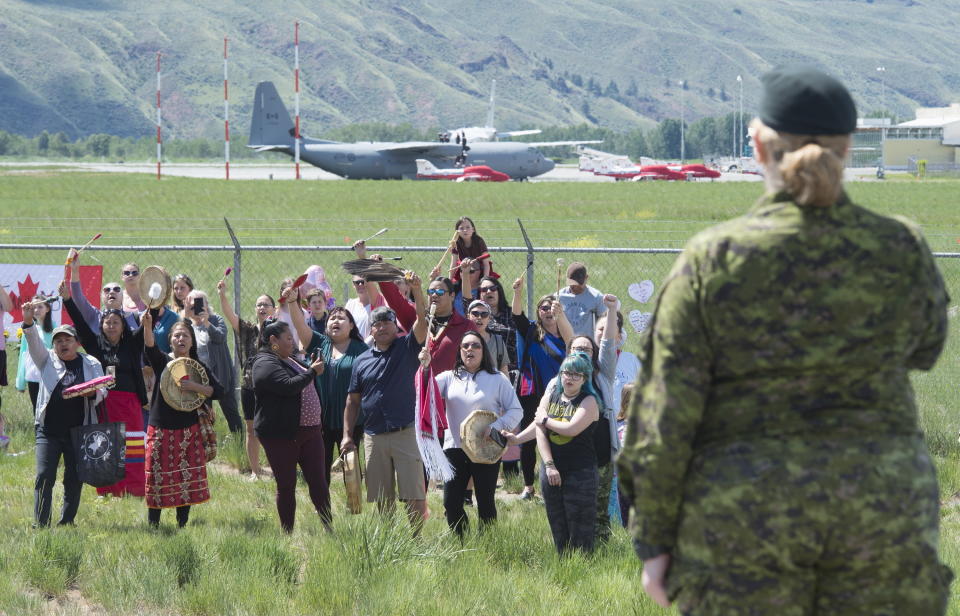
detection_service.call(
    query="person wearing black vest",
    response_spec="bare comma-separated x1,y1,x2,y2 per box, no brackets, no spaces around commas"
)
504,351,600,554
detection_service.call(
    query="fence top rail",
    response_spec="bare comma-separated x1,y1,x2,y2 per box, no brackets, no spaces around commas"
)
4,244,960,258
0,243,685,254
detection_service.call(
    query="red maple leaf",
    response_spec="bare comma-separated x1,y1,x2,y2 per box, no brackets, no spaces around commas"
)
9,274,40,322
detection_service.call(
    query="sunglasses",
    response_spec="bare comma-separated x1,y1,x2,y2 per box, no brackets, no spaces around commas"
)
538,305,552,312
427,289,448,296
461,341,482,350
122,270,139,277
571,346,592,354
352,280,365,286
469,310,490,318
102,286,121,293
479,286,498,293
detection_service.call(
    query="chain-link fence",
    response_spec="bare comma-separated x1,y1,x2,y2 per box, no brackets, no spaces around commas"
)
4,241,960,453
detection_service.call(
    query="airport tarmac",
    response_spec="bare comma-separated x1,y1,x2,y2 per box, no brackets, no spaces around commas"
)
1,161,878,182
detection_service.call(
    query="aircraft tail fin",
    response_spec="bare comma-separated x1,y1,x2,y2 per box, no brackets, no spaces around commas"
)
249,81,295,147
485,79,496,130
416,159,440,176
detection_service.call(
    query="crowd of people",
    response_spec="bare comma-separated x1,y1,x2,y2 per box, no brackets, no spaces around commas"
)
5,217,639,552
2,66,955,612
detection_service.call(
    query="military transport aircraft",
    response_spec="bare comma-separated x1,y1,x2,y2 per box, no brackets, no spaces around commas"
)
248,81,576,180
415,159,510,182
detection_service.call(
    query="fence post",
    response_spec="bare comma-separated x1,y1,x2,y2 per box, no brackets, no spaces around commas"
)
517,218,535,316
224,217,242,375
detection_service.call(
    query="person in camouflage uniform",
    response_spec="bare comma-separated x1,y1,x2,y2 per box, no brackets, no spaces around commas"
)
618,65,953,614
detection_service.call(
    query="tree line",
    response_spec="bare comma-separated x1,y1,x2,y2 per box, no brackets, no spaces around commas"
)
0,113,747,162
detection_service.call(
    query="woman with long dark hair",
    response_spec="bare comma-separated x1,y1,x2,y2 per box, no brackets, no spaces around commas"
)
285,289,369,484
61,280,148,498
432,331,522,535
510,277,572,500
252,318,329,533
142,314,222,528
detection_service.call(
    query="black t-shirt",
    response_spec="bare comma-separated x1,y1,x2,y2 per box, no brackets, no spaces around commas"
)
43,356,87,435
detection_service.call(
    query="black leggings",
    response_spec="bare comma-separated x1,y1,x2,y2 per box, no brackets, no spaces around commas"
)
519,394,539,486
148,506,191,528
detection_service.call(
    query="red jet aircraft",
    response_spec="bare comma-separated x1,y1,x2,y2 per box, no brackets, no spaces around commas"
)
416,159,510,182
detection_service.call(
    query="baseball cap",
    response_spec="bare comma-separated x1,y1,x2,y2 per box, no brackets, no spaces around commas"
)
51,325,78,340
566,262,587,286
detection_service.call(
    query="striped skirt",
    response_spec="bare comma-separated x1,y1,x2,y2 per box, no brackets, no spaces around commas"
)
145,423,209,509
97,390,146,498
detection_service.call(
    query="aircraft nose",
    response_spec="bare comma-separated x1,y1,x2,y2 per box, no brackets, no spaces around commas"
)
542,157,555,173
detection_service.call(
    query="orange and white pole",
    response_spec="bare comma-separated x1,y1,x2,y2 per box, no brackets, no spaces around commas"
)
294,20,301,180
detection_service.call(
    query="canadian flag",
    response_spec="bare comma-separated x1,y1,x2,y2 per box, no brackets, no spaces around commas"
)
1,264,103,334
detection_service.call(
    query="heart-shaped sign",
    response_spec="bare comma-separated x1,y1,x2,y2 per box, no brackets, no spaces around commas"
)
628,310,652,333
628,280,655,304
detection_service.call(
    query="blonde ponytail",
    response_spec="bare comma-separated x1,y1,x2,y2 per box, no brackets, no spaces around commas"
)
751,118,850,207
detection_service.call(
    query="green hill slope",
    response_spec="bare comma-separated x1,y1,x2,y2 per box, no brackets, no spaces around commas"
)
0,0,957,139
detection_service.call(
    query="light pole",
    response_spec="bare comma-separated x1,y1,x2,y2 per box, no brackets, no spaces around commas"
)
876,66,886,118
679,80,685,163
737,74,743,158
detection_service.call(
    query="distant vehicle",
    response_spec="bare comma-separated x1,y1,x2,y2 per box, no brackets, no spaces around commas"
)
415,159,510,182
248,81,555,180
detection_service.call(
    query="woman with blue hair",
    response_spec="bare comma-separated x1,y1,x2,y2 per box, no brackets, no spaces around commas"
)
505,351,600,554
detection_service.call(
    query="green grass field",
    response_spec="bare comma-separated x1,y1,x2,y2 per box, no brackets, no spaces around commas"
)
2,171,960,614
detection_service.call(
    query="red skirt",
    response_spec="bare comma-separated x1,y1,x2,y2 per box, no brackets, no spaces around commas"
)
145,423,209,509
97,389,146,497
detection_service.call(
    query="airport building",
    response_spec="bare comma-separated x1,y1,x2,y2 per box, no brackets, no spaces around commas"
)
882,103,960,171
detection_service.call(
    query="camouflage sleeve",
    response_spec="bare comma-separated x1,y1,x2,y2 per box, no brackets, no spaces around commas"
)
617,248,713,557
897,218,949,370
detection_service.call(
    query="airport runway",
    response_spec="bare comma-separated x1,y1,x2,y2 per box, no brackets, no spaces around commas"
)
1,161,877,182
0,161,765,182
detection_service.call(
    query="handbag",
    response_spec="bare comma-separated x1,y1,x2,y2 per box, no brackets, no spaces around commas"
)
71,402,126,487
197,405,217,462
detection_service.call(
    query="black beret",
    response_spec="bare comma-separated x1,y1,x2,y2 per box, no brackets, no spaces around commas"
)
759,65,857,135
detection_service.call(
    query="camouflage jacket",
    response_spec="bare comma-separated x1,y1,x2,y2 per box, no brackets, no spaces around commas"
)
617,190,949,557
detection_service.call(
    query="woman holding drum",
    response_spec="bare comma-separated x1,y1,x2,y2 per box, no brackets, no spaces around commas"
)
429,330,522,536
142,312,223,528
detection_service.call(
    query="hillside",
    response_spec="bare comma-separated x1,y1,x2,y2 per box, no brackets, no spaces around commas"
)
0,0,958,139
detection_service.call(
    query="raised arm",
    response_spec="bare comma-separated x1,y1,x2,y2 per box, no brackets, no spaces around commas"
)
20,301,50,371
63,295,100,354
64,249,100,330
409,272,428,345
511,276,524,316
216,280,240,332
282,285,315,348
378,280,416,331
597,294,619,383
552,300,574,346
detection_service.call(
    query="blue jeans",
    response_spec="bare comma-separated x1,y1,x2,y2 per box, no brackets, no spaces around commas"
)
35,426,83,526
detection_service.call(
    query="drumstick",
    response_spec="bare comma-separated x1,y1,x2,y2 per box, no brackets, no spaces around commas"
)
434,230,460,273
556,258,565,296
361,228,388,244
447,252,490,273
65,233,102,266
63,232,102,283
219,267,232,285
